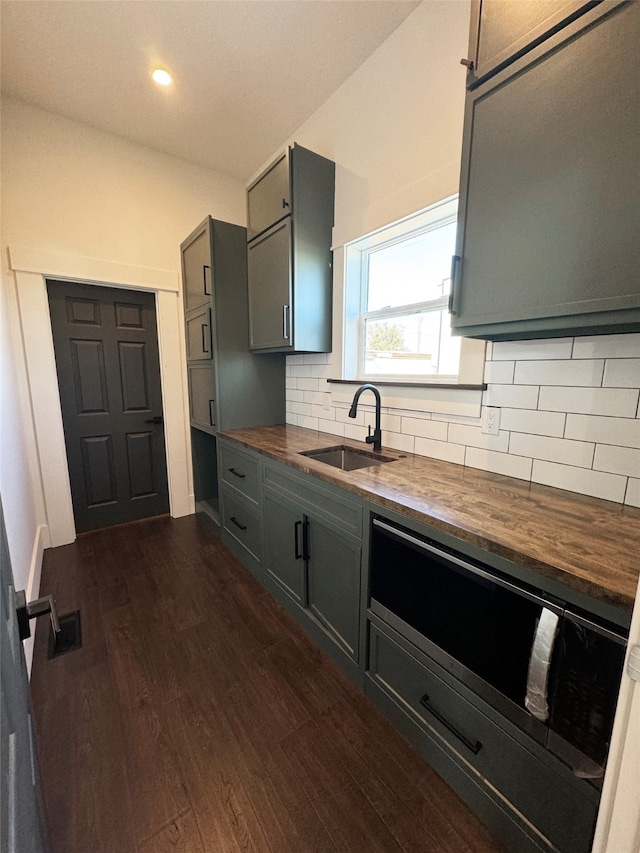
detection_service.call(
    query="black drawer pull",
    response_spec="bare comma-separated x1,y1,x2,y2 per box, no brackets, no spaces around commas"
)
230,516,247,531
228,467,245,479
419,694,482,755
294,520,303,559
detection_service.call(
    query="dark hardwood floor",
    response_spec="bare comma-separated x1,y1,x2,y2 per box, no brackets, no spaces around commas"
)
30,514,503,852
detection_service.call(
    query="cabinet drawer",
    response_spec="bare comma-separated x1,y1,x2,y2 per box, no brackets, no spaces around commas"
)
263,460,362,538
247,150,290,241
368,623,597,853
219,442,260,504
185,306,212,361
221,489,262,562
188,364,216,434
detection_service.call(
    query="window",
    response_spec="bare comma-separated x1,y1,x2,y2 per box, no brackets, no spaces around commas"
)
342,197,477,384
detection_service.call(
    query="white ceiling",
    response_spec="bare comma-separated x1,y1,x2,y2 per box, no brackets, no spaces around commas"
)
1,0,421,180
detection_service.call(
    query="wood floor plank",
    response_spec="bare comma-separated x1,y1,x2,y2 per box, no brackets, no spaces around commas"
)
31,515,504,853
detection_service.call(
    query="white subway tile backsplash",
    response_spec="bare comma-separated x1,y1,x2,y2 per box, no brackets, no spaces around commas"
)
484,360,515,384
296,378,320,392
384,431,416,454
287,332,640,506
509,434,594,468
565,414,640,448
290,364,312,378
572,333,640,359
532,460,627,503
603,358,640,389
484,384,540,409
317,418,343,437
538,387,639,417
625,479,640,508
593,445,640,477
290,401,311,417
500,408,565,437
465,448,532,481
381,413,402,432
400,417,448,441
514,360,604,387
297,415,319,431
449,424,510,453
415,437,465,465
492,338,573,361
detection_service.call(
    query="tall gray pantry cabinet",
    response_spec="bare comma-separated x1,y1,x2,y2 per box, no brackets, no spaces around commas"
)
247,144,335,353
451,0,640,340
181,217,285,523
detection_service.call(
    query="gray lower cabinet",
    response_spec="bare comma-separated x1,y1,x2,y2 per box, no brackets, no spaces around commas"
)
452,1,640,340
262,461,362,678
219,440,264,581
366,618,600,853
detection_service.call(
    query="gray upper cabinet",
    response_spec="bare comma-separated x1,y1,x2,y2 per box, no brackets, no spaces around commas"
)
181,217,285,436
246,150,290,241
452,1,640,341
464,0,597,87
247,143,335,353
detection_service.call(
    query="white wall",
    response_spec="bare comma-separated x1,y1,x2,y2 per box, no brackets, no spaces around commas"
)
0,96,246,667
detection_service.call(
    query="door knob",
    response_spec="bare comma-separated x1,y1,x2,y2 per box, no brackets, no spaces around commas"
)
16,590,61,641
144,416,163,425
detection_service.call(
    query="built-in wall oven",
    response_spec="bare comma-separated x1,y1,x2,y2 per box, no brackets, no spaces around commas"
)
369,516,628,780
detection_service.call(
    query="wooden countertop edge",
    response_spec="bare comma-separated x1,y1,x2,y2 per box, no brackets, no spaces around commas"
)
218,426,640,611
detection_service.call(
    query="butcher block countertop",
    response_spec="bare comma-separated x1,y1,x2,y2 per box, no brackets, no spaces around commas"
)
218,425,640,612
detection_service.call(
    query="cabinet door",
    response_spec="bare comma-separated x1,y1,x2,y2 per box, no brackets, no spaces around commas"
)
247,151,290,241
453,2,640,340
247,219,292,351
307,517,361,661
188,363,216,433
185,306,213,360
263,489,305,603
467,0,596,86
182,223,212,313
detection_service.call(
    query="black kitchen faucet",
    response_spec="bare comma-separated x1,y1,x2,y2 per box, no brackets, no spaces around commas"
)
348,384,382,452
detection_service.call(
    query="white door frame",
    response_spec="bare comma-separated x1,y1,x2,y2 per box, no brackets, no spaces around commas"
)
9,246,194,548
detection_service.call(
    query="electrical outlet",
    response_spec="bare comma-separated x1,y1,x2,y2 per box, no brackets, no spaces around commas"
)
481,406,500,436
323,392,332,412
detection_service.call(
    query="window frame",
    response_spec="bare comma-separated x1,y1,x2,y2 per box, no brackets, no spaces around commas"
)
343,196,474,385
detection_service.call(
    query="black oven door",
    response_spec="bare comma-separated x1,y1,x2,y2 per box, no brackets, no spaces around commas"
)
369,517,561,743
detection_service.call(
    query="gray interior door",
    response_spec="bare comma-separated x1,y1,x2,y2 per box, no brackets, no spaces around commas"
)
47,280,170,533
0,498,46,853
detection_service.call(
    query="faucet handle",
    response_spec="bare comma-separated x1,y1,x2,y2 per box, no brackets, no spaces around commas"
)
366,426,374,444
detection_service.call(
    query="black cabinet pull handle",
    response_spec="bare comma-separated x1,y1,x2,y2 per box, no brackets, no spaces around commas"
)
201,323,209,353
448,255,461,316
282,198,289,209
302,517,310,562
209,400,216,427
228,467,245,479
230,516,247,531
419,694,482,755
294,520,303,559
203,264,212,295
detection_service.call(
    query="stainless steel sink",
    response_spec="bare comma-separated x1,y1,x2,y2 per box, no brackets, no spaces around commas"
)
299,445,396,471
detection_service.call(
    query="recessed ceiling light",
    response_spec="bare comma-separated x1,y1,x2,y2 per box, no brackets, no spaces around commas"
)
152,68,173,86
